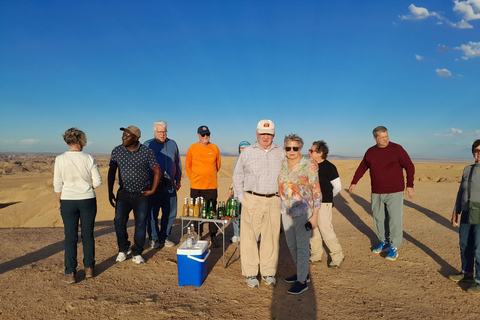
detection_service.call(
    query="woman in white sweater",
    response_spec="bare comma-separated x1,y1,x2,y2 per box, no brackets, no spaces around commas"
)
53,128,102,284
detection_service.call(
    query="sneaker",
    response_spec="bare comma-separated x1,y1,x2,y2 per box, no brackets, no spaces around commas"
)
287,281,309,295
230,236,240,243
372,241,391,254
449,272,475,283
211,235,221,248
61,273,75,284
246,276,259,288
467,282,480,294
85,267,93,279
164,239,175,248
329,256,345,269
385,247,398,261
116,252,127,262
262,276,277,286
309,258,322,263
132,255,145,264
284,274,311,284
150,240,160,249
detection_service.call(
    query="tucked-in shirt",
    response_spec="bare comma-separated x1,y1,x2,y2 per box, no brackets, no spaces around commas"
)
53,151,102,200
351,142,415,194
143,138,182,188
233,142,285,203
185,142,221,190
109,144,160,192
278,157,322,216
454,162,480,214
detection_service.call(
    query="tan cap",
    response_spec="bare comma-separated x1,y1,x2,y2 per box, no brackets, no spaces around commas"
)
120,125,141,138
257,120,275,134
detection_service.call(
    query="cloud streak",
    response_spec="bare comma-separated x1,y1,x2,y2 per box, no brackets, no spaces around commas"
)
455,41,480,59
435,128,480,137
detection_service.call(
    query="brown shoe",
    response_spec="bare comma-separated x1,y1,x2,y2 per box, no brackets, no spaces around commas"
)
85,267,94,279
61,273,75,284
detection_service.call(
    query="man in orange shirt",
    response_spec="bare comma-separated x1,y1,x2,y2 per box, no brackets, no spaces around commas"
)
186,125,222,247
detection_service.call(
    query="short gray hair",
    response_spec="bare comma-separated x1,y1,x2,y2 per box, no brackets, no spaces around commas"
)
373,126,388,137
154,120,168,131
284,133,304,148
62,127,87,147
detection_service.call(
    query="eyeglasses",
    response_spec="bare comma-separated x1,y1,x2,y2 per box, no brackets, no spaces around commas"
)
474,149,480,154
308,149,318,153
201,133,210,137
285,147,300,152
155,131,167,134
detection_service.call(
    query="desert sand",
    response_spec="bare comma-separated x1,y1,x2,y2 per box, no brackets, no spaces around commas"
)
1,153,479,319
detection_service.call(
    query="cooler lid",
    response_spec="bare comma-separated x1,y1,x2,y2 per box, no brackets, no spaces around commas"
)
177,240,209,255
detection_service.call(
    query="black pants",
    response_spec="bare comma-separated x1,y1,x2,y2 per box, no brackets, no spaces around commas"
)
190,188,218,237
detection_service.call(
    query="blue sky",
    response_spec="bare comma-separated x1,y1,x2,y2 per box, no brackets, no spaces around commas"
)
1,0,479,159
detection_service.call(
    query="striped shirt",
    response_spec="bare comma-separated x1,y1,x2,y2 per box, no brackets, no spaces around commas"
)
232,142,285,202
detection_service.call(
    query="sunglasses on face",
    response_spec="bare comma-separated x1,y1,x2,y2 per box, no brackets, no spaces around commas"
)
285,147,300,152
201,133,210,137
308,149,318,153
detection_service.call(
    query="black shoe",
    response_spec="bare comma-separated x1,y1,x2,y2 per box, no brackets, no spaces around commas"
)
287,281,308,295
284,274,310,283
211,235,221,248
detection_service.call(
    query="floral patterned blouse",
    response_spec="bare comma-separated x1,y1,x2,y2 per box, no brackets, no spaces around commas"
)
278,157,322,217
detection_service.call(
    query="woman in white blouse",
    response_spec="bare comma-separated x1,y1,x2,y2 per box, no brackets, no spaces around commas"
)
53,128,102,284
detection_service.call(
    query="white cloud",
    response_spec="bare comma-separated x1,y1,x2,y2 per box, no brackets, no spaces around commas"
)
415,54,424,60
455,41,480,58
436,68,452,77
399,4,437,20
453,0,480,21
435,128,480,137
399,3,477,28
19,139,38,145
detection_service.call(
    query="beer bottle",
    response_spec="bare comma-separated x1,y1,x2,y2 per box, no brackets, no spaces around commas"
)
193,197,199,217
182,197,189,217
189,197,194,217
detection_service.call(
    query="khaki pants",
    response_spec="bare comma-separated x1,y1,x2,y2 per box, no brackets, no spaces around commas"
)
310,203,344,262
240,193,281,277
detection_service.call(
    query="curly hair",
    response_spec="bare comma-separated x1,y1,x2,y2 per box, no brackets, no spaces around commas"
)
62,127,87,147
284,133,304,148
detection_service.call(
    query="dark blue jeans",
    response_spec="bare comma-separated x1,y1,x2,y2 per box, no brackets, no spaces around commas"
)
147,187,178,242
114,189,149,256
459,212,480,282
61,198,97,274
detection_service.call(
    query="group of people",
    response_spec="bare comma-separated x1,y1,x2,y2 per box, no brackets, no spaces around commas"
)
53,122,480,295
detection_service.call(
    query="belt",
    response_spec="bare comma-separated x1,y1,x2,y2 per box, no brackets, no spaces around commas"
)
246,191,279,198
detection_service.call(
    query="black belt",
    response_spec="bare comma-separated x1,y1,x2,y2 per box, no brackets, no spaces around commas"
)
246,191,279,198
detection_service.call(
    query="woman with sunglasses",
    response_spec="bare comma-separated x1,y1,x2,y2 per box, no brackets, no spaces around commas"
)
278,134,322,294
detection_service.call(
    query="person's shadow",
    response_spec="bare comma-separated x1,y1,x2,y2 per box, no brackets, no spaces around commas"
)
336,191,457,277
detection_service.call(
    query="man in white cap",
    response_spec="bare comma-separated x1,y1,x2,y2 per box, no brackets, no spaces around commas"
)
232,120,284,288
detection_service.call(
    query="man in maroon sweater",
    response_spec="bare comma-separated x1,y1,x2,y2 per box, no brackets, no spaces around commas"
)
349,126,415,261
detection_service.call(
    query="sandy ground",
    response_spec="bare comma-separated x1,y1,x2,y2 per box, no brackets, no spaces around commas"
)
1,153,480,319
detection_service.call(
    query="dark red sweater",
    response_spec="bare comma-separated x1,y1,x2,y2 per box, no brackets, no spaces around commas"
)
351,142,415,194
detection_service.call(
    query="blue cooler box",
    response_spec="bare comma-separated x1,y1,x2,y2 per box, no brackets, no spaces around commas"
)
177,240,210,287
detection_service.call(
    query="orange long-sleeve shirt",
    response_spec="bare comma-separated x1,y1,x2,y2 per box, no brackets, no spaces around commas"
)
186,142,221,190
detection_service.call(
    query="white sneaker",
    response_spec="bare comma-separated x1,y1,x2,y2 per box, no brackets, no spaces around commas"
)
164,239,175,247
116,252,127,262
132,255,145,264
150,240,160,249
246,276,259,288
262,276,277,286
230,236,240,243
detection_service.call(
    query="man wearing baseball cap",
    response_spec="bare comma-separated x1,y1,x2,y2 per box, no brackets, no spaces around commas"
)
186,125,222,247
232,120,285,288
108,125,161,264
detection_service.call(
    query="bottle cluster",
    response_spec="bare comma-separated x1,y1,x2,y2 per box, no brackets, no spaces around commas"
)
182,197,239,220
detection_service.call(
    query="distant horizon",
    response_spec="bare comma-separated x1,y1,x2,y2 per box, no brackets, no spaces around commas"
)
1,1,479,159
